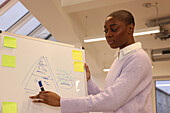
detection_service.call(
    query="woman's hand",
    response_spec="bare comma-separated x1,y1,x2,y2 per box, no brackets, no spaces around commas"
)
84,63,91,81
29,91,60,107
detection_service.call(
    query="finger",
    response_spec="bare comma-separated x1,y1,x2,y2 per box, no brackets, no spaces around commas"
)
29,91,45,99
84,63,89,71
84,62,87,67
29,94,40,99
30,92,47,99
32,99,47,104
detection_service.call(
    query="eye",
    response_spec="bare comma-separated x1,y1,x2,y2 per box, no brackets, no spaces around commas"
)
104,30,108,34
111,29,117,32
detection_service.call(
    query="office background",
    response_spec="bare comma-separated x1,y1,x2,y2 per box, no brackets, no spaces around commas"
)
0,0,170,113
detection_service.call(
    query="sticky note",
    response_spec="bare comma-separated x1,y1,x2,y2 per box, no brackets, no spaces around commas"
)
3,102,17,113
2,55,16,67
73,61,84,72
4,36,17,48
72,50,82,61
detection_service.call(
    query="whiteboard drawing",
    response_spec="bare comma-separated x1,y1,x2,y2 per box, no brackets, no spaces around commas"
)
23,56,58,94
55,68,75,89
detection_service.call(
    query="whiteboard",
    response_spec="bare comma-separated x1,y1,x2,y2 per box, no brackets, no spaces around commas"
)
0,32,87,113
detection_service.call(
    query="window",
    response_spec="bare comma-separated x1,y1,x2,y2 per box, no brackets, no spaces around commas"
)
0,0,7,5
155,80,170,113
15,17,40,36
0,1,56,41
0,0,10,9
0,1,28,31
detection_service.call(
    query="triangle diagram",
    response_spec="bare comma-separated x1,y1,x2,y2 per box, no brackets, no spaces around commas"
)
23,56,58,94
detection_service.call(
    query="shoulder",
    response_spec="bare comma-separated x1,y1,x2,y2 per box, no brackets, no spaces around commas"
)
123,49,152,69
129,49,150,62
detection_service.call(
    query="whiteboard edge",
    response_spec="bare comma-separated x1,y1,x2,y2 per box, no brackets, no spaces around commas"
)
1,31,75,48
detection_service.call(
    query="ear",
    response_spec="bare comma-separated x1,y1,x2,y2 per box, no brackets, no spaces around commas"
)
128,23,134,35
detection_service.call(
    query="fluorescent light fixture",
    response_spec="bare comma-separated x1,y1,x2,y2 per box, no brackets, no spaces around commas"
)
84,37,105,43
103,69,110,72
84,26,160,43
133,26,160,36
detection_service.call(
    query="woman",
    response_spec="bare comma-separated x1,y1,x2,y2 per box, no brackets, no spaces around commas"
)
30,10,153,113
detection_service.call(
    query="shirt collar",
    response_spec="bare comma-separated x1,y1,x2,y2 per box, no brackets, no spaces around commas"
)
118,42,142,59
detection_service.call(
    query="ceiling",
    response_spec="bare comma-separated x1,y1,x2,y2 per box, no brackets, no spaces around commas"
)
19,0,170,76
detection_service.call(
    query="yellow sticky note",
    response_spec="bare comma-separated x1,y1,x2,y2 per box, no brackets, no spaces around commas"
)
3,102,17,113
72,50,82,61
74,61,84,72
2,55,16,67
4,36,17,48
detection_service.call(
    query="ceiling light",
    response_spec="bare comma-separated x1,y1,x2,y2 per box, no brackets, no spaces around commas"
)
84,26,160,43
133,26,160,36
103,69,110,72
84,37,105,43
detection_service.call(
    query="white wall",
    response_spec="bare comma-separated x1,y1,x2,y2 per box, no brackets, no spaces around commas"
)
153,61,170,76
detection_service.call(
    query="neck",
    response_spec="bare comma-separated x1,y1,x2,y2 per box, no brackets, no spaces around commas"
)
119,37,135,49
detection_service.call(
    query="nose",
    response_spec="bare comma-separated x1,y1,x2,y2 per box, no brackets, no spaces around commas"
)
105,30,113,39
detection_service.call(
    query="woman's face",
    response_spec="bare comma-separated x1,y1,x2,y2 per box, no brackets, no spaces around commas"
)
104,16,132,49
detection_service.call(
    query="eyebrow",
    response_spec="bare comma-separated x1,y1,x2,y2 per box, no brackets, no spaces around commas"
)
110,24,118,26
104,24,118,28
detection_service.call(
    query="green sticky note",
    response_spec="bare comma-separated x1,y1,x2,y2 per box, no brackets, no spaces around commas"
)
2,55,16,67
4,36,17,48
72,50,82,61
3,102,17,113
73,61,84,72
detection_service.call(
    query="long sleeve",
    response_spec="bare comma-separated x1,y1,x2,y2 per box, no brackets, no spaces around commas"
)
60,50,152,113
87,78,103,95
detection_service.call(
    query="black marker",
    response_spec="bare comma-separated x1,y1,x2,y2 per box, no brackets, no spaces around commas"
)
38,81,45,91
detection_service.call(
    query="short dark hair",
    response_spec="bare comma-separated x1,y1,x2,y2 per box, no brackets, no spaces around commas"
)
107,10,135,26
